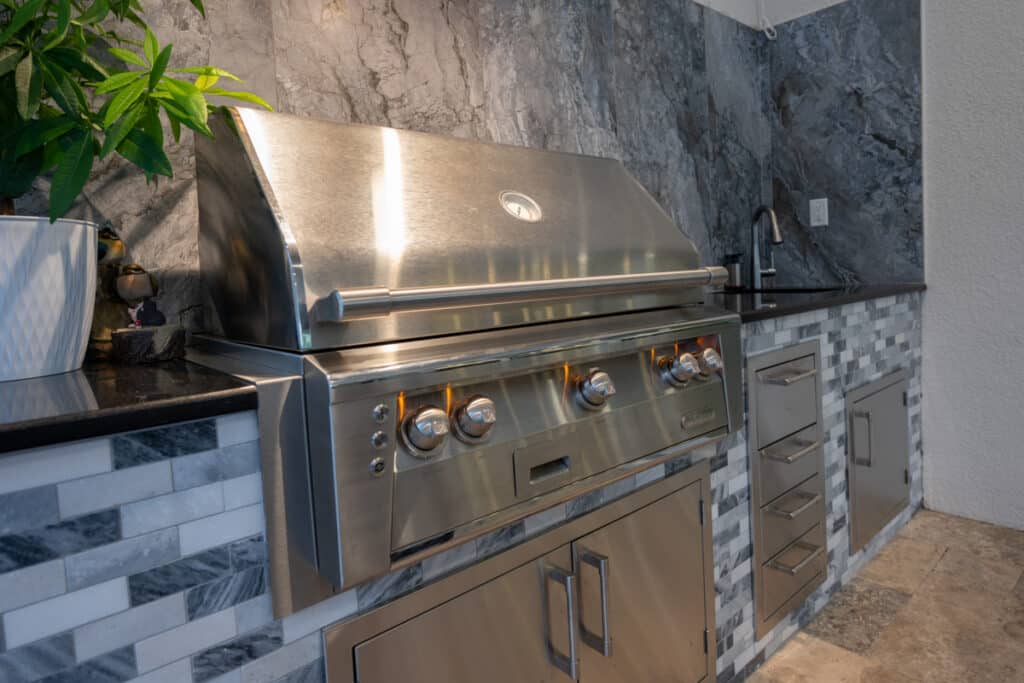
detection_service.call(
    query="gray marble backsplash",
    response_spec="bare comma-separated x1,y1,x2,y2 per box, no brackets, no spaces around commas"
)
768,0,923,286
14,0,921,323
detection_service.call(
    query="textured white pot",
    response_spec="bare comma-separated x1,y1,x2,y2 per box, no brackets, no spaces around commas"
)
0,216,97,382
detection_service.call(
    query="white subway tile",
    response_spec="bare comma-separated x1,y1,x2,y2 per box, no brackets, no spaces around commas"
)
0,559,66,613
234,594,274,634
134,608,236,673
216,411,260,448
74,593,187,661
0,439,111,495
179,504,265,557
123,658,193,683
121,482,225,538
58,462,172,519
223,473,263,510
280,590,356,644
240,632,321,683
2,578,128,649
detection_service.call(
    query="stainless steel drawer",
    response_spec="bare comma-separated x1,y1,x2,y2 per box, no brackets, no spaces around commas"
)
755,354,818,448
757,425,823,505
760,523,827,620
759,474,824,561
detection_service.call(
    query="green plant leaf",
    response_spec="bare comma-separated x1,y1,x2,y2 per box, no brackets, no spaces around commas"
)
158,77,209,126
0,0,45,48
56,0,72,34
0,147,44,200
103,75,146,126
158,97,209,138
189,0,205,17
95,70,143,94
148,43,172,90
195,73,217,90
38,58,86,115
0,46,22,76
143,27,157,65
100,101,143,157
13,116,77,157
47,47,109,81
76,0,110,26
15,54,42,120
204,88,273,111
108,47,146,67
141,102,163,148
48,128,94,222
117,128,172,177
170,66,242,82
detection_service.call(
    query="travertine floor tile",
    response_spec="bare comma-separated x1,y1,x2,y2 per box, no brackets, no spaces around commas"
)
804,578,911,653
749,633,918,683
899,510,1024,566
916,548,1023,613
857,537,944,594
868,594,1023,683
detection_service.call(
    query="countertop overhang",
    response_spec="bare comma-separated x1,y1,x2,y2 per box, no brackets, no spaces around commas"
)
0,360,257,455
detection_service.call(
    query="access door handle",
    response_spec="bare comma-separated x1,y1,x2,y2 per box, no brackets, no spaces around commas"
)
852,409,873,467
546,565,579,680
577,548,611,657
759,367,818,386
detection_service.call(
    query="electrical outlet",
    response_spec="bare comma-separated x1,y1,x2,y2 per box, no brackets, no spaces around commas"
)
809,198,829,227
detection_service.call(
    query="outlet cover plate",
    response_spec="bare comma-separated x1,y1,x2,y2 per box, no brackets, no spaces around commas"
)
810,198,829,227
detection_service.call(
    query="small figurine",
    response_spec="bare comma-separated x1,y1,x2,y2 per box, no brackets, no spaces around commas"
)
116,264,165,328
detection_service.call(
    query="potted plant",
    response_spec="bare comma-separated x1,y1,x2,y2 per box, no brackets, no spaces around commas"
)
0,0,269,382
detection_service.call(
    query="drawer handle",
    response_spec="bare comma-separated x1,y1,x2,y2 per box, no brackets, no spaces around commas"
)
767,492,822,520
768,542,824,576
760,367,818,386
762,439,821,464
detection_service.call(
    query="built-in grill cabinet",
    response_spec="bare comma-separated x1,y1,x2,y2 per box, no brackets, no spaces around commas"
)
748,341,827,639
325,461,716,683
847,370,911,554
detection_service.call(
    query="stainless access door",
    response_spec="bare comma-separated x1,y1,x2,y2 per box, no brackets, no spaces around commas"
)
573,479,709,683
353,546,576,682
848,370,910,553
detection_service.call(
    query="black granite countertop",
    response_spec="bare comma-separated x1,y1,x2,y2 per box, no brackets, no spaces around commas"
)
0,360,256,455
710,283,926,323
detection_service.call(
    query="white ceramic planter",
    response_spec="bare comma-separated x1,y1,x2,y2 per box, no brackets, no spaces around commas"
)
0,216,97,382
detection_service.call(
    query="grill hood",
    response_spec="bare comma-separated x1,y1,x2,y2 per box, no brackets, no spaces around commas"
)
196,108,720,352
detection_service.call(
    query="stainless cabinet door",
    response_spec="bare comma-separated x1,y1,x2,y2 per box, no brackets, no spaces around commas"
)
573,479,709,683
849,376,910,553
353,546,576,683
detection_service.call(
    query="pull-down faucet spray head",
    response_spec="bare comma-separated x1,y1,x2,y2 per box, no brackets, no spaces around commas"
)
754,205,783,245
750,206,783,290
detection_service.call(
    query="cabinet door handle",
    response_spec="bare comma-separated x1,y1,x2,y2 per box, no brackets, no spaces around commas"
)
768,543,824,576
577,548,611,657
762,439,821,464
546,566,579,680
766,492,822,520
760,367,817,386
851,410,872,467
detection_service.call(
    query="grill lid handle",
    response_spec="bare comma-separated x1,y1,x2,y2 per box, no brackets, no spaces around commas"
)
312,267,728,323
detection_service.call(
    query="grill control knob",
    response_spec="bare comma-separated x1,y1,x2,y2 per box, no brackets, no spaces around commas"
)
661,352,700,387
700,348,724,376
455,396,497,440
405,406,449,454
578,368,616,409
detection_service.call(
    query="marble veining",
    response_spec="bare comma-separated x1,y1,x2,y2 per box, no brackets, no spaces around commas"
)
191,623,283,683
768,0,923,286
0,510,120,574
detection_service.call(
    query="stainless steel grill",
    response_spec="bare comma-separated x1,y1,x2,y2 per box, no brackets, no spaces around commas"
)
191,107,742,618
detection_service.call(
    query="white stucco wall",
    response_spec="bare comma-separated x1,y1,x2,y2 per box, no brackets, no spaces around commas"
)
922,0,1024,529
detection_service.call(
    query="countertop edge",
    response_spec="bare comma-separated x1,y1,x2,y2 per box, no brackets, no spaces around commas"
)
724,283,927,323
0,365,258,456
